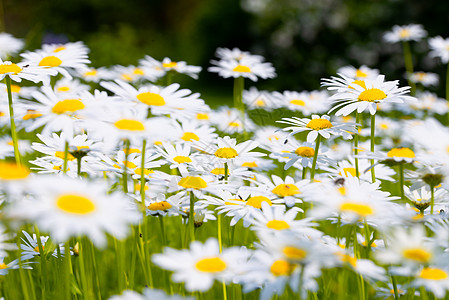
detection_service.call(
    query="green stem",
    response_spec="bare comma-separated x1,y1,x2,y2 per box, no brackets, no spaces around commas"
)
140,140,147,211
298,265,305,300
430,184,435,215
391,274,399,300
78,239,90,299
398,164,405,202
63,141,69,174
64,242,72,300
218,214,223,253
302,167,307,179
233,77,245,135
34,226,48,297
189,191,195,242
354,112,361,178
446,63,449,126
370,114,376,183
122,140,130,194
159,215,166,246
76,156,82,177
5,76,21,165
310,135,321,182
363,219,371,258
402,41,416,95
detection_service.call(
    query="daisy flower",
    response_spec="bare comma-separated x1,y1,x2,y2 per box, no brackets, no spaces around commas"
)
411,265,449,298
171,119,218,144
20,230,64,260
410,72,439,87
277,114,356,142
13,176,141,247
359,147,417,164
155,142,197,175
0,59,57,84
324,74,416,116
208,56,276,82
337,65,379,80
277,140,334,170
214,47,264,62
152,238,249,292
322,158,396,182
20,42,90,79
429,36,449,63
256,174,309,207
210,107,256,134
142,193,187,217
0,33,24,59
193,136,264,164
242,87,279,110
383,24,427,43
77,66,114,82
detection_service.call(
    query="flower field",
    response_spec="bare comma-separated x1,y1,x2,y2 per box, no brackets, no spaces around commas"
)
1,24,449,300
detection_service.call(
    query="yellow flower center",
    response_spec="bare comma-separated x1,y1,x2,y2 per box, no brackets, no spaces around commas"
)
162,62,177,68
380,123,389,129
56,194,96,215
39,56,62,67
0,162,30,180
270,260,294,276
84,70,97,76
195,257,227,273
233,65,251,73
339,167,357,177
272,184,300,197
290,99,305,106
266,220,290,230
403,248,432,263
173,156,192,164
51,99,85,114
399,29,410,38
246,196,272,208
339,253,357,268
355,69,368,78
228,121,241,127
242,161,258,168
0,63,22,74
387,147,415,159
114,119,145,131
113,160,137,169
181,132,200,142
306,118,333,130
134,168,154,176
148,201,172,211
340,202,374,217
419,268,448,280
0,112,4,117
358,88,387,102
57,86,71,92
11,84,21,93
55,151,76,161
295,146,315,157
133,68,144,75
211,168,225,175
136,92,166,106
214,147,238,159
23,110,42,120
178,176,208,189
196,113,209,120
224,199,245,205
255,99,265,106
53,46,66,53
283,246,307,261
351,80,367,89
0,263,7,269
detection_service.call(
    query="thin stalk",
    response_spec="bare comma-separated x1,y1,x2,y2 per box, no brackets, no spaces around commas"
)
17,234,31,300
218,214,223,253
402,41,416,95
64,242,72,300
398,164,405,201
76,156,82,177
87,239,101,299
310,135,321,182
446,63,449,125
363,219,371,257
5,76,21,165
140,139,147,211
189,191,195,242
63,141,69,174
430,184,435,215
34,226,48,297
391,274,399,300
354,112,362,178
78,240,90,299
233,77,245,112
122,139,131,194
302,167,307,180
370,114,376,183
159,215,166,246
298,265,305,300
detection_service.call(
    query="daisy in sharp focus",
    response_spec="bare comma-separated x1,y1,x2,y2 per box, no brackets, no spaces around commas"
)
155,142,197,175
277,114,356,143
152,238,249,292
383,24,427,43
0,59,57,85
323,74,416,116
256,174,309,207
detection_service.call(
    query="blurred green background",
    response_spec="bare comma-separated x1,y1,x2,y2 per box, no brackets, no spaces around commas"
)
2,0,449,96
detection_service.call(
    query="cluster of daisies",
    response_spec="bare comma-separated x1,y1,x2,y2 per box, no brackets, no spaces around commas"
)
0,24,449,300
